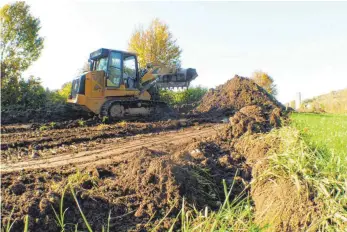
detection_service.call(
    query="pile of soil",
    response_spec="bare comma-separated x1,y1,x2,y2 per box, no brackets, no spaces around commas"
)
194,74,319,231
196,75,284,117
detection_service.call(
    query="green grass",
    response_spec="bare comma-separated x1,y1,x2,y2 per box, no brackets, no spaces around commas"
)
290,113,347,158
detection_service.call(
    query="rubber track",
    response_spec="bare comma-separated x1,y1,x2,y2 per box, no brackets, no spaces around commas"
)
100,98,168,118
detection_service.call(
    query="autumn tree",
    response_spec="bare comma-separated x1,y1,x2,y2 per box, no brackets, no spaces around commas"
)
1,1,44,105
251,70,278,96
128,18,181,68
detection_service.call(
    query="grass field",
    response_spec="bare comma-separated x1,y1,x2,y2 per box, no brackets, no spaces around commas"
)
290,113,347,158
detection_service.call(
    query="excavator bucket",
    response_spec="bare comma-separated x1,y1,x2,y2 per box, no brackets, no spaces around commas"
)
156,68,198,89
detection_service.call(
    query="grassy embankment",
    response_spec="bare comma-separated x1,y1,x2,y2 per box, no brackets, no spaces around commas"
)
174,113,347,231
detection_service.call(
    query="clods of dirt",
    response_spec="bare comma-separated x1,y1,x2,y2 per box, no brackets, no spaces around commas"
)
1,138,250,232
10,182,26,195
221,104,284,139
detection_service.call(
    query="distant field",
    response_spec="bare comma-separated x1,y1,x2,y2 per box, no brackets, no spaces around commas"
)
300,88,347,114
291,113,347,158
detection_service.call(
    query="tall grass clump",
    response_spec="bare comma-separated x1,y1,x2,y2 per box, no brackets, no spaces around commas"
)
159,178,261,232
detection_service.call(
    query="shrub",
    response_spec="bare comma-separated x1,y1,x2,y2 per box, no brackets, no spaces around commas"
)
160,86,207,106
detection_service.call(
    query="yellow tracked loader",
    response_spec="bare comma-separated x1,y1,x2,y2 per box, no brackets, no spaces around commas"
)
67,48,198,119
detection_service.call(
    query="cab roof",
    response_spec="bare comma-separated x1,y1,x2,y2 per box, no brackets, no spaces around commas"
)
89,48,137,61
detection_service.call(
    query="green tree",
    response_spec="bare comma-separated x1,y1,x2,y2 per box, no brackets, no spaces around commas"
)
251,70,278,96
128,18,181,68
48,82,72,103
1,1,44,105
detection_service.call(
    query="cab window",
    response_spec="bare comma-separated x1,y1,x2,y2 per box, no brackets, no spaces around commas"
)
96,57,108,72
124,56,136,79
107,52,122,87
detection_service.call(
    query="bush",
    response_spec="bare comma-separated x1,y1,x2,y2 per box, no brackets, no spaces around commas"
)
47,82,72,104
1,76,72,111
160,86,207,106
17,76,48,107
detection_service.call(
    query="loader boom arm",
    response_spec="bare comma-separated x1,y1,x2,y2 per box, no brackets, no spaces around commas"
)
139,63,198,90
140,63,176,85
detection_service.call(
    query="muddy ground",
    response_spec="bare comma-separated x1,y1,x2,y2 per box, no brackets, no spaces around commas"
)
1,120,251,231
1,118,216,164
1,76,317,232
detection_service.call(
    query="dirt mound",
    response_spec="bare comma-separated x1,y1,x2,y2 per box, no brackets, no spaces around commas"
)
113,149,181,220
197,75,284,116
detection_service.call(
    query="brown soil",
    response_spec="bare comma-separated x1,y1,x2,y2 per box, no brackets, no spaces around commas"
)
220,105,283,140
252,178,321,231
1,123,220,172
196,75,284,117
1,104,93,125
1,123,251,232
0,119,211,164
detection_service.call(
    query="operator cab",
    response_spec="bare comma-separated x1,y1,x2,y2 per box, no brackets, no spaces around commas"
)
89,48,139,89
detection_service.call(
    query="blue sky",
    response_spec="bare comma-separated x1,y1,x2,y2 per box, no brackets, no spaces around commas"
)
5,0,347,103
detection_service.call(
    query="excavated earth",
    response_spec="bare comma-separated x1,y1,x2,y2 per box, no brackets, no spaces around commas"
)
1,75,315,231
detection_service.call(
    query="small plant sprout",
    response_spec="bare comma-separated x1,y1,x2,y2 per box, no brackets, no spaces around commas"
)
78,119,86,127
50,122,57,128
51,186,68,232
39,125,49,131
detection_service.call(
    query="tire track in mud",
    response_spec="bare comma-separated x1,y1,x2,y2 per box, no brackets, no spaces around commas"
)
1,124,223,173
1,126,166,149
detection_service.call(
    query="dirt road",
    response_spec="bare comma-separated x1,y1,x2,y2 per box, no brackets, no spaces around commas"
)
1,123,222,173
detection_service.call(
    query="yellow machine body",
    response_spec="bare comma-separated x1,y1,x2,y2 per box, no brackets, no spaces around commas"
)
67,71,151,114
